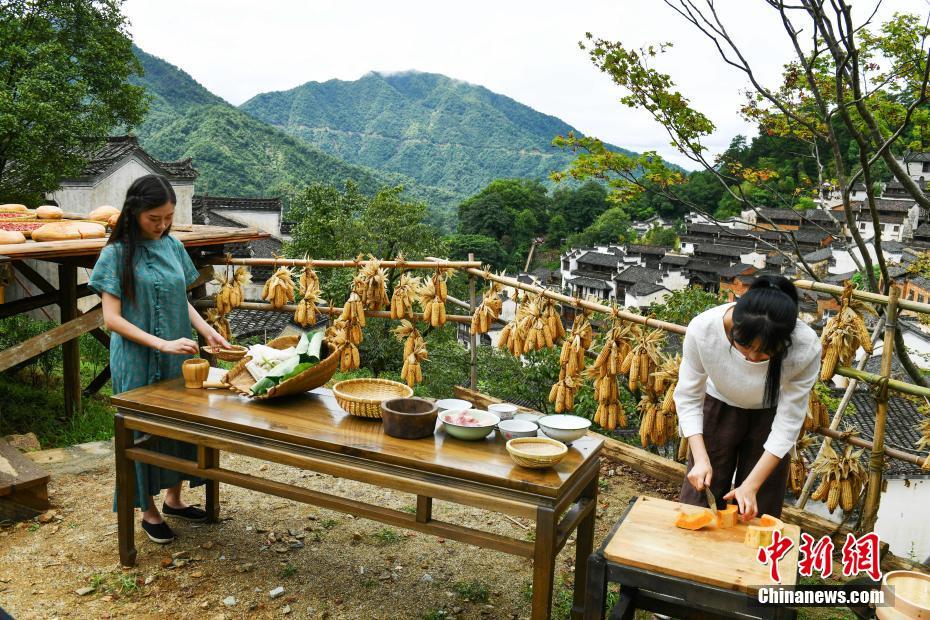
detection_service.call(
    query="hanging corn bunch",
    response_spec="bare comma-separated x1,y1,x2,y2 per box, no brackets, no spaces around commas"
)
810,439,867,513
590,313,633,430
354,255,390,310
340,266,367,345
470,269,504,335
820,283,875,381
395,320,427,387
262,266,296,310
498,292,529,356
638,392,663,447
390,273,418,320
916,415,930,470
539,295,565,344
652,352,681,418
804,387,832,433
326,319,360,372
548,374,582,413
417,272,448,327
294,264,321,328
205,308,231,342
788,433,815,496
548,305,595,413
215,257,251,314
622,326,665,393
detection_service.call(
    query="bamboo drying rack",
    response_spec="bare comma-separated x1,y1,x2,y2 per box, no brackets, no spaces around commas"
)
199,258,930,531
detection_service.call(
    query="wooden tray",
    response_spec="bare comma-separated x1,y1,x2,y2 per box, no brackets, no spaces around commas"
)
603,496,800,594
223,335,339,399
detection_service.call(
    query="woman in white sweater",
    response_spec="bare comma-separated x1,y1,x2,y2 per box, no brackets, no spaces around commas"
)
674,275,821,520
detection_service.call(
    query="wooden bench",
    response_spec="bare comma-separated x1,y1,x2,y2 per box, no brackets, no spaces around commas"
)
0,438,51,521
581,496,800,620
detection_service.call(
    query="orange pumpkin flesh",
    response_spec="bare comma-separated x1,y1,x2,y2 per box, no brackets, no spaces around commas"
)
716,504,738,528
674,510,716,530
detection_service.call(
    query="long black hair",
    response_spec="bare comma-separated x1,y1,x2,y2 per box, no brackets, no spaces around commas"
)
107,174,176,303
730,274,799,408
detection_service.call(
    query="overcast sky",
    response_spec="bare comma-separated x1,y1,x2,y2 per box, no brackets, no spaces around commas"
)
123,0,924,169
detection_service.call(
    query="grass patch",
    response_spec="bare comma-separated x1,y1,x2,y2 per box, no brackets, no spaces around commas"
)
374,528,400,544
320,518,339,530
452,579,490,604
87,571,141,597
420,610,447,620
402,505,417,514
280,562,298,579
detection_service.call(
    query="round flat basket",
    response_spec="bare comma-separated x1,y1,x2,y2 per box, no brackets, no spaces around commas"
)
201,344,247,362
332,378,413,419
506,437,568,469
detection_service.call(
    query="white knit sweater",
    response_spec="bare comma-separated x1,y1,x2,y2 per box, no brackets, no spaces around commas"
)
673,303,822,458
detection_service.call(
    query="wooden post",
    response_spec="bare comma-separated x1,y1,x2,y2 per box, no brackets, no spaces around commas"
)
861,285,899,532
58,264,81,418
468,253,478,391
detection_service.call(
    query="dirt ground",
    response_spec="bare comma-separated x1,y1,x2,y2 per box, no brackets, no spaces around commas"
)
0,447,680,620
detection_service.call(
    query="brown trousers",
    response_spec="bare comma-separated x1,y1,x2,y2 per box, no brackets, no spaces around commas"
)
679,395,791,518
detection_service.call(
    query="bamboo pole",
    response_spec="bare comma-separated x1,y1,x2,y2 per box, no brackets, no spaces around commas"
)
191,300,473,325
834,367,930,399
425,257,687,335
796,317,885,508
468,253,478,391
207,258,481,269
815,426,926,469
795,279,930,314
862,285,899,532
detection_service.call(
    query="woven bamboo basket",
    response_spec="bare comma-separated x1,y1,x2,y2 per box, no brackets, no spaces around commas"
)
332,378,413,419
223,335,339,399
506,437,568,469
201,344,247,362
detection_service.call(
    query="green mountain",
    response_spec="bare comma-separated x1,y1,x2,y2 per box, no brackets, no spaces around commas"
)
239,71,638,198
128,47,457,215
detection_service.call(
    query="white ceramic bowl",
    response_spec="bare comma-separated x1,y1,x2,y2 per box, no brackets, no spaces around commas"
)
513,412,544,424
497,418,539,441
488,403,518,421
435,398,472,412
538,414,591,444
440,409,500,441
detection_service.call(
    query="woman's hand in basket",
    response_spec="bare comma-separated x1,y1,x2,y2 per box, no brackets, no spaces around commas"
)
206,331,232,350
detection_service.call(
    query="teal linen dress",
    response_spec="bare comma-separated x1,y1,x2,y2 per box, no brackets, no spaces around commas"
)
89,234,205,510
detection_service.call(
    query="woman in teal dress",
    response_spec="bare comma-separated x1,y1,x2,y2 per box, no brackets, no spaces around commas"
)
90,174,230,544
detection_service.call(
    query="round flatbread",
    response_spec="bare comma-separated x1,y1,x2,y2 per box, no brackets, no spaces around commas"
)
36,205,63,219
88,205,120,222
31,221,82,242
76,222,106,239
0,204,28,213
0,229,26,244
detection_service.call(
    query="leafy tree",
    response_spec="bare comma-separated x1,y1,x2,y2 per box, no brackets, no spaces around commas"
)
445,233,509,270
566,206,634,247
546,213,569,248
638,225,679,248
0,1,147,202
647,287,726,326
550,181,610,232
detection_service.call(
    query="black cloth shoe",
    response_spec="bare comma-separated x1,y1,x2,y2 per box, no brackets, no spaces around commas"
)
141,519,175,544
162,502,207,522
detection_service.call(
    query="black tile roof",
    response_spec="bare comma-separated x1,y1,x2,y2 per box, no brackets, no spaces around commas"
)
820,388,929,478
803,248,834,263
626,244,669,255
76,136,197,180
228,308,301,341
756,207,802,222
661,254,691,266
628,281,668,296
720,263,756,278
577,251,624,268
192,208,283,279
904,152,930,163
568,275,611,290
695,243,745,258
615,265,663,285
193,195,282,211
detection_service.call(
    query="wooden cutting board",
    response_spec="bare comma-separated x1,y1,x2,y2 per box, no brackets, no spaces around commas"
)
603,496,801,594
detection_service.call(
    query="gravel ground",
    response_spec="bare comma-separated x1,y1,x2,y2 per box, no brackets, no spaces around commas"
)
0,449,679,620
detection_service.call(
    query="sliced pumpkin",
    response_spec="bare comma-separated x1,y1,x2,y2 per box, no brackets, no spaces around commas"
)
674,509,716,531
716,504,739,529
744,514,783,547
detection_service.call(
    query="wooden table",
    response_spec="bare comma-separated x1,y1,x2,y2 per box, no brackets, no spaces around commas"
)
111,380,602,620
582,496,800,620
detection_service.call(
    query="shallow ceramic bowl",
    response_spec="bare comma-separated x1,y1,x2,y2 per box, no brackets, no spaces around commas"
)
538,414,591,444
497,418,539,441
513,412,544,424
487,402,518,421
440,408,500,441
435,398,472,412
